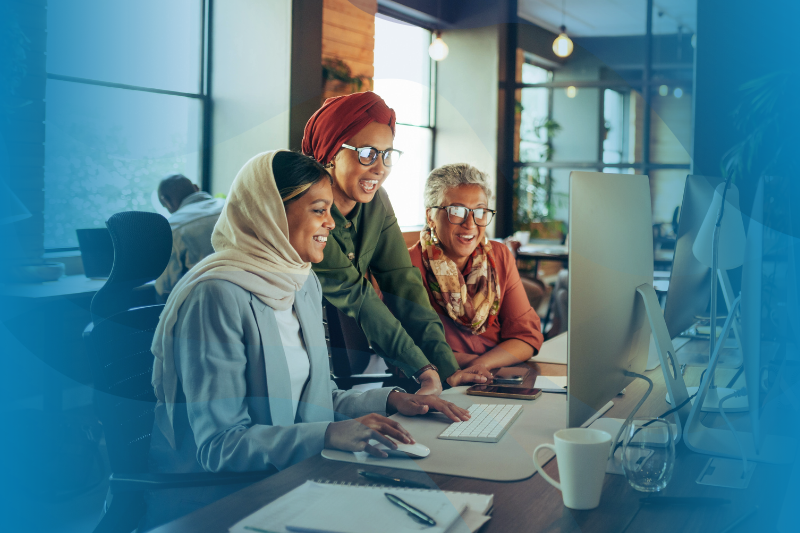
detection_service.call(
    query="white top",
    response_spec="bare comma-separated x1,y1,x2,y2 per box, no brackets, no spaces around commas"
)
273,307,311,417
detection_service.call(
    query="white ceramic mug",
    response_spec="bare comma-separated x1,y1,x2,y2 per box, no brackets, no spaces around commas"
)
533,428,612,510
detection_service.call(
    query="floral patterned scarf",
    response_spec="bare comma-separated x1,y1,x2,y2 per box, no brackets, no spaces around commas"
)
419,229,501,335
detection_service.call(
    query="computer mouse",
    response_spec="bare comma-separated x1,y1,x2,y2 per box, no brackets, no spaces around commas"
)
371,440,431,458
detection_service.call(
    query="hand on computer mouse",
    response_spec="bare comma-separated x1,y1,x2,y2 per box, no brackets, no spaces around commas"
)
324,418,398,458
354,413,414,444
388,392,471,423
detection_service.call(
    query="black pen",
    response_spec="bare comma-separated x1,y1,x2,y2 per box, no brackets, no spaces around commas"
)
640,496,731,506
358,469,430,489
385,492,437,527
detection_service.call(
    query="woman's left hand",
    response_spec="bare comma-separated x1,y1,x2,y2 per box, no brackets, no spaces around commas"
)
445,366,493,387
387,391,472,422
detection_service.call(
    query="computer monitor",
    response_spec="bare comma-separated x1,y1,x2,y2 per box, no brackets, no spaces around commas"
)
660,175,744,393
76,227,114,279
741,176,797,456
567,171,655,428
663,175,720,338
683,176,797,463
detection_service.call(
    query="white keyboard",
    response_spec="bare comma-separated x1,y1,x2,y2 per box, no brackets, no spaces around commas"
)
438,404,523,443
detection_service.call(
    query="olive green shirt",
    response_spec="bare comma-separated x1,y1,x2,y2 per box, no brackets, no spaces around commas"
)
312,188,460,379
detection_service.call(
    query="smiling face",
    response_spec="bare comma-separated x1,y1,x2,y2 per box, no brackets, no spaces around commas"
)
329,121,394,215
284,178,335,263
427,184,488,271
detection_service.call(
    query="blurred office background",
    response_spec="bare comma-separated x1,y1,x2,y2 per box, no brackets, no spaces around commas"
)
1,1,798,531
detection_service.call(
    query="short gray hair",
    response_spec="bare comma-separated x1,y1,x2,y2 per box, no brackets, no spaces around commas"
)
424,163,493,210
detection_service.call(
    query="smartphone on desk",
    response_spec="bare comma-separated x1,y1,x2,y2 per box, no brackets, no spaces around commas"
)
467,384,542,400
491,366,529,384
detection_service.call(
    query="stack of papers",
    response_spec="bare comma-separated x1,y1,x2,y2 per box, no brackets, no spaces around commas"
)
230,480,493,533
534,375,567,393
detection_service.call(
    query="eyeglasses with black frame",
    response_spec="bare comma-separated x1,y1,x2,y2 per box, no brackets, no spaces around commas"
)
431,205,496,227
340,143,403,167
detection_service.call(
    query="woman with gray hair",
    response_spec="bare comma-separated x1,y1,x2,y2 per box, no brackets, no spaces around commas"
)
408,163,544,371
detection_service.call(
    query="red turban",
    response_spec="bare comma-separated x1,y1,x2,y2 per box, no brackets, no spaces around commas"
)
302,91,396,165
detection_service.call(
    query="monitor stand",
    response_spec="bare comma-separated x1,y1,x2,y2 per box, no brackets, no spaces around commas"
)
683,296,798,464
589,284,693,475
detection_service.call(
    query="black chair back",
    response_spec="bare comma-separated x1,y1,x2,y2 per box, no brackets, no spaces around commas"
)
87,305,162,476
324,302,392,389
87,211,172,474
91,211,172,321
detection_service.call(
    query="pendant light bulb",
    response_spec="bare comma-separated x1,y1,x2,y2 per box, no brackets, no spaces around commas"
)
553,25,574,58
429,32,449,61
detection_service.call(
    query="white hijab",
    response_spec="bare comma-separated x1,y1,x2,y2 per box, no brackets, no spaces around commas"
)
151,150,311,447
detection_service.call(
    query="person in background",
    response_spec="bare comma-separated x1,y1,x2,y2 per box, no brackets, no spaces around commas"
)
408,163,544,371
155,174,225,301
145,151,472,529
302,91,491,394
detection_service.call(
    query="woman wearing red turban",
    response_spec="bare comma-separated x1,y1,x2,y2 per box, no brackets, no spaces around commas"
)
303,92,490,395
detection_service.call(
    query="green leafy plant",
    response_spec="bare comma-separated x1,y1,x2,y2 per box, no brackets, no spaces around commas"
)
514,118,563,228
721,69,799,186
322,58,369,92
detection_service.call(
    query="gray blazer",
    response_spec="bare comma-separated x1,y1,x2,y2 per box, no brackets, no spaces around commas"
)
145,273,393,528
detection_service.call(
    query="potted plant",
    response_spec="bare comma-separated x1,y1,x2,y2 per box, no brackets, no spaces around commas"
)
514,117,566,240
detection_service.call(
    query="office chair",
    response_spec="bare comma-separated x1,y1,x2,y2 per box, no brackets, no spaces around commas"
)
86,212,268,533
90,212,172,321
324,302,393,390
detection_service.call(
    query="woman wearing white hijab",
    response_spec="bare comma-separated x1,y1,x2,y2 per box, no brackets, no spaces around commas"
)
145,151,481,529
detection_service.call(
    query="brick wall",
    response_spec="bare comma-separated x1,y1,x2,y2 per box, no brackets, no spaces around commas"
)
321,0,376,99
2,0,46,264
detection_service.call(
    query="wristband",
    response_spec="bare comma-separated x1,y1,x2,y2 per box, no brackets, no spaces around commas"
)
412,364,438,384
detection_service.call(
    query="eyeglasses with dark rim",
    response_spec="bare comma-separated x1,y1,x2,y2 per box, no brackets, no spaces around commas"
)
340,144,403,167
430,205,496,227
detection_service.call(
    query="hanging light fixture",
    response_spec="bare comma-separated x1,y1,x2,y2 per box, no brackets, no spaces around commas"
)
429,31,449,61
552,0,574,58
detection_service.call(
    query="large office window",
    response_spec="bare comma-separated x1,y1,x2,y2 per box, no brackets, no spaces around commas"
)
44,0,206,250
373,16,435,228
516,62,562,224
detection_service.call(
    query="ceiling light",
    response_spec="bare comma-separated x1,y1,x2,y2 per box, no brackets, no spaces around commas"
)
565,86,577,98
674,87,683,98
553,27,574,58
428,32,449,61
552,0,573,58
659,85,669,96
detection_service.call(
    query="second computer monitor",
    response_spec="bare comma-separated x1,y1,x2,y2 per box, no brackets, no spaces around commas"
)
662,175,722,338
567,171,654,428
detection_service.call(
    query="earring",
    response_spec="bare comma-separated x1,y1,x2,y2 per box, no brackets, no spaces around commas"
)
431,227,439,244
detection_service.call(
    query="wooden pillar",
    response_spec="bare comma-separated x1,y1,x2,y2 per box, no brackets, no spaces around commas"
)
290,0,324,151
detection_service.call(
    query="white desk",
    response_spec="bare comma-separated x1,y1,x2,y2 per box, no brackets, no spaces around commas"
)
0,274,106,301
322,385,613,482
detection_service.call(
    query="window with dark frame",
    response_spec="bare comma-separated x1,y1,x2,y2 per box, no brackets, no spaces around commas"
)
372,15,436,229
514,64,691,229
43,0,209,251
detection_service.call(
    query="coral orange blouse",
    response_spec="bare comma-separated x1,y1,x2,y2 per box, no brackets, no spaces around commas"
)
408,240,544,358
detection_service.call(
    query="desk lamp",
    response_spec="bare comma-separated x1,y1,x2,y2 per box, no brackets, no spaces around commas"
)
691,180,746,409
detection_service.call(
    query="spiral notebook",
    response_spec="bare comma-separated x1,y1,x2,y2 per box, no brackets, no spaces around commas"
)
229,480,493,533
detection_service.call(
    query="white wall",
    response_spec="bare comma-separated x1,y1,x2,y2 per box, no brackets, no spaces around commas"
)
434,26,500,198
211,0,292,195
